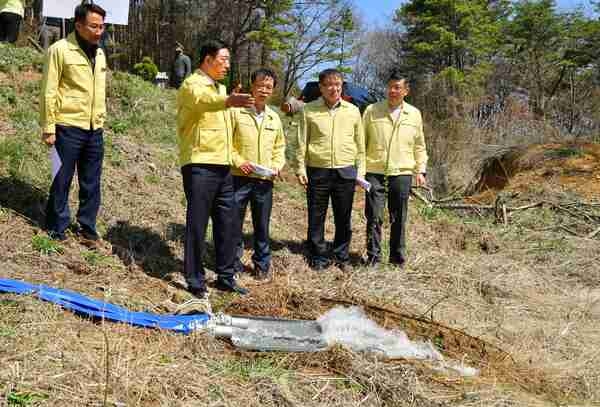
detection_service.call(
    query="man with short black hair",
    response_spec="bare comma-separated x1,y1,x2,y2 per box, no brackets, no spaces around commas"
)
40,3,108,245
296,68,365,271
177,39,255,297
362,70,428,268
0,0,24,43
231,68,286,280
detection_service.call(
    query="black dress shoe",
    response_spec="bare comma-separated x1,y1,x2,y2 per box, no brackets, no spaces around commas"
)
336,262,353,273
362,257,381,270
310,263,328,272
310,258,331,271
48,231,67,241
72,224,100,241
81,230,99,241
188,286,208,298
255,268,272,281
215,279,249,295
389,260,405,270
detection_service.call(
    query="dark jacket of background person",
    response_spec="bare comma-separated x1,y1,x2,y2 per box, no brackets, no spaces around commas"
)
172,51,191,88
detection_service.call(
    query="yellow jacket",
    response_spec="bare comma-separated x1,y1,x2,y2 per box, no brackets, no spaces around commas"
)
0,0,24,16
40,33,107,134
231,105,286,179
176,71,232,167
363,100,428,176
296,98,365,178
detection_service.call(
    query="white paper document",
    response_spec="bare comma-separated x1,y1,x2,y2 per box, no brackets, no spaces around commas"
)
252,163,276,177
49,146,62,182
356,177,371,192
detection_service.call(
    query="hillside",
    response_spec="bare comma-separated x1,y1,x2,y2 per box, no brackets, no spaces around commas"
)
1,46,599,406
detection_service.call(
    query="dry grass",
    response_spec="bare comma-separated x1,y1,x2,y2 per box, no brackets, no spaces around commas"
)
1,62,600,406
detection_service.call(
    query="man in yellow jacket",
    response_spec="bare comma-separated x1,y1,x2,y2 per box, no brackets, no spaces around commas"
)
177,40,254,297
296,68,365,271
230,68,286,280
40,3,107,243
362,70,428,268
0,0,24,43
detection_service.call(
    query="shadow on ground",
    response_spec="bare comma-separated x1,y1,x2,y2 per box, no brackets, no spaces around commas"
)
244,233,364,266
0,176,47,226
105,220,364,281
105,220,184,280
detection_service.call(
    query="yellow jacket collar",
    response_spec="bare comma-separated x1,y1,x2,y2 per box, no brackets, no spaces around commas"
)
240,105,278,120
316,97,352,110
65,32,104,56
196,69,217,85
372,99,417,117
386,99,417,114
66,32,82,50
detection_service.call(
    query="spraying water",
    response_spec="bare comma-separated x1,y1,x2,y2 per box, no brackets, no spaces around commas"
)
317,306,479,377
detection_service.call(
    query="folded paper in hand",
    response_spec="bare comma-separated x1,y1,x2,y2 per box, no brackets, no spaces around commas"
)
356,177,371,192
50,146,62,182
252,163,276,177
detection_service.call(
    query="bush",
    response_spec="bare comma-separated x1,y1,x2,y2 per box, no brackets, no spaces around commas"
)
0,138,25,177
106,71,176,145
0,86,17,105
0,44,44,73
132,56,158,82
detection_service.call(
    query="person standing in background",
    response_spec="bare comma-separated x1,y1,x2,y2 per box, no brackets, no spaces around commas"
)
40,17,64,50
0,0,24,43
172,43,191,89
362,70,428,269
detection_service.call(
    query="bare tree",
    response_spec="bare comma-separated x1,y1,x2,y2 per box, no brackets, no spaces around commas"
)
351,26,404,97
279,0,358,96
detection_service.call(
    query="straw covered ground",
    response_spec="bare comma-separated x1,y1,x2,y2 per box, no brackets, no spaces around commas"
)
1,48,599,406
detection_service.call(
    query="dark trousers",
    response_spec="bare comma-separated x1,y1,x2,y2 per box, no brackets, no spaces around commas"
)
365,173,412,265
172,76,184,89
307,167,356,267
46,125,104,237
0,12,21,43
182,164,235,290
233,176,273,273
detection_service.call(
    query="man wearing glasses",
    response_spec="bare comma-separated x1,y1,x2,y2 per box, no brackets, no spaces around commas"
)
40,3,108,245
230,68,286,280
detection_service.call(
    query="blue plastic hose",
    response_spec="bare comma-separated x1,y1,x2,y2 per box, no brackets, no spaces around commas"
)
0,278,210,334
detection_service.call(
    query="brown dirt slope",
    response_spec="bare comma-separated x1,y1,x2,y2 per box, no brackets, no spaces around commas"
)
468,143,600,202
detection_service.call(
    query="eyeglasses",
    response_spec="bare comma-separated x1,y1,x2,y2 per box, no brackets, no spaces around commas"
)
84,23,105,32
255,84,274,91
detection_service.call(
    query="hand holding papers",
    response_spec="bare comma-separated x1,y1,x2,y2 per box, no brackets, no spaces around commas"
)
356,177,371,192
50,146,62,182
252,163,276,178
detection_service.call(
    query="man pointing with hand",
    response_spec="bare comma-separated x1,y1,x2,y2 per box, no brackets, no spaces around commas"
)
177,40,254,298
